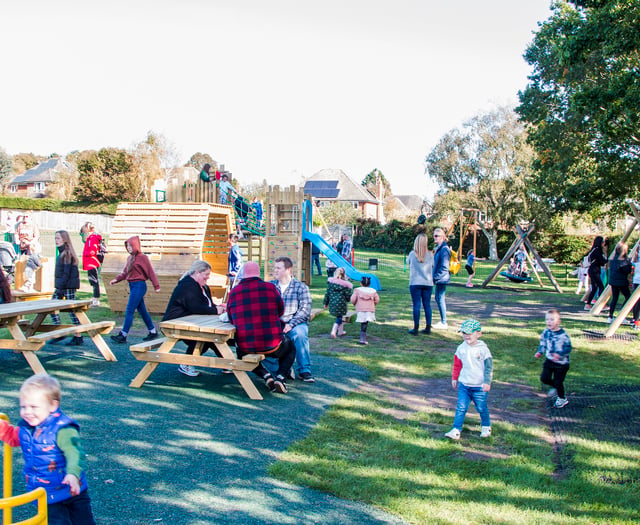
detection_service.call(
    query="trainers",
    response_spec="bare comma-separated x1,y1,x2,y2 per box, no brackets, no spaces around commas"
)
299,372,315,383
178,364,200,377
480,426,492,438
273,375,288,394
554,397,569,408
91,298,100,307
607,317,613,324
548,388,558,398
264,374,276,391
584,304,591,311
634,321,640,330
110,333,127,344
445,428,461,440
432,322,449,330
142,332,159,342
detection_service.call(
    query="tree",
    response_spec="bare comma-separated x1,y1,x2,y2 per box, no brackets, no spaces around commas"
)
426,107,539,260
74,148,140,203
362,168,392,199
316,202,360,229
185,152,217,172
0,148,13,192
517,0,640,215
12,153,44,174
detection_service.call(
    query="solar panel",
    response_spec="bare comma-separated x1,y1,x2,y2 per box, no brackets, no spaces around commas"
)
303,180,340,199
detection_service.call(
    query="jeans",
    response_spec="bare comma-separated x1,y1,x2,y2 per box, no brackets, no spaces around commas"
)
48,490,96,525
312,253,322,275
434,283,447,323
122,280,154,335
540,359,570,398
452,383,490,430
409,285,432,328
288,323,311,374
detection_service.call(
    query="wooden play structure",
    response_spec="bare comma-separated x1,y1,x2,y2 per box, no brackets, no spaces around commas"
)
482,224,563,293
1,413,48,525
101,202,234,313
587,200,640,337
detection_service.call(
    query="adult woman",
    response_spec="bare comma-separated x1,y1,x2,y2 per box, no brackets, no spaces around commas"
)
607,242,632,323
80,222,103,307
407,233,433,335
162,260,224,377
432,227,451,330
584,236,607,309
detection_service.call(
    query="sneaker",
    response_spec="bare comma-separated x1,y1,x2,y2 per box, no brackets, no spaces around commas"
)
264,374,276,391
91,298,100,307
432,322,449,330
273,375,288,394
480,426,492,438
584,304,591,311
445,428,461,440
466,283,474,288
142,332,159,342
554,397,569,408
607,317,613,324
110,333,127,344
634,321,640,330
299,372,315,383
178,364,200,377
548,388,558,398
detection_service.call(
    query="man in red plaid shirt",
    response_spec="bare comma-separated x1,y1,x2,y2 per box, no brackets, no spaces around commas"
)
227,261,296,394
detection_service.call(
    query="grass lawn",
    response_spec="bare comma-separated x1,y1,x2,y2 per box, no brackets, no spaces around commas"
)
271,254,640,525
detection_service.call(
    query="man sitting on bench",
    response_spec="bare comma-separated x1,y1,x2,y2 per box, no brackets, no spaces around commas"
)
227,261,296,394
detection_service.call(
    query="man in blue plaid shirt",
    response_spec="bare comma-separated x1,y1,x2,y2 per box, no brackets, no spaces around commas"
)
271,256,314,382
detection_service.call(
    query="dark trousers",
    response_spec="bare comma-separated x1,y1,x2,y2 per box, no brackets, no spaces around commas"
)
609,284,630,318
238,338,296,379
586,267,604,303
87,268,100,299
183,340,223,357
633,284,640,322
409,284,432,328
312,253,322,275
48,490,96,525
540,359,570,399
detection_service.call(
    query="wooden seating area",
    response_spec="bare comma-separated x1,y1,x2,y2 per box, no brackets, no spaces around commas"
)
27,321,114,343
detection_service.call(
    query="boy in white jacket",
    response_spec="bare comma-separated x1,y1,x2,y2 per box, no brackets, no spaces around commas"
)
445,319,493,440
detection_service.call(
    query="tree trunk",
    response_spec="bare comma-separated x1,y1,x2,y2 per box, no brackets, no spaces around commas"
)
477,220,499,261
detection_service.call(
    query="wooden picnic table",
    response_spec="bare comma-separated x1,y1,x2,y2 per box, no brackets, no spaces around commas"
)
129,314,266,400
0,299,116,375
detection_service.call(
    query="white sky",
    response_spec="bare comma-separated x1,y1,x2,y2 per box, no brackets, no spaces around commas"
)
0,0,551,199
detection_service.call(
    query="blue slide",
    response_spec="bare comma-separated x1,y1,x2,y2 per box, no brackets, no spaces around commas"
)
302,230,381,290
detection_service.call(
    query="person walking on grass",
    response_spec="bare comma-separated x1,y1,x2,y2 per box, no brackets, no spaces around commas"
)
80,222,103,307
445,319,493,440
584,236,607,310
534,309,572,409
607,242,632,324
432,227,451,330
350,276,379,345
465,249,475,287
109,236,160,344
632,250,640,329
323,267,353,338
0,374,97,525
50,230,83,346
407,233,433,335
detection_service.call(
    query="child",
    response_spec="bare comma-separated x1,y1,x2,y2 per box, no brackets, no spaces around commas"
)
80,222,103,307
51,230,83,345
445,319,493,440
0,374,96,525
109,235,160,343
465,249,475,287
632,251,640,329
534,309,572,408
350,276,379,345
323,267,353,338
574,256,590,295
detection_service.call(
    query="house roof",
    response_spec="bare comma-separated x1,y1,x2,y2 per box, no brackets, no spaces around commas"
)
303,169,378,203
393,195,426,211
11,158,72,184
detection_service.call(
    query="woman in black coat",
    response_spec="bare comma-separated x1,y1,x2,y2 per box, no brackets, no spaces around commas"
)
585,236,607,309
607,242,632,322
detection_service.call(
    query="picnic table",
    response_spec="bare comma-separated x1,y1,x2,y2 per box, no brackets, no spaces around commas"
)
0,299,116,374
129,314,266,400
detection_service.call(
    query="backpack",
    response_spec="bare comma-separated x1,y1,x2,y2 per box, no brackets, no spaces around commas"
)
97,239,107,264
449,249,461,275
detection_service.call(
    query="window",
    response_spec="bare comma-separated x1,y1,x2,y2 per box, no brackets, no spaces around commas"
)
34,182,46,192
10,185,17,193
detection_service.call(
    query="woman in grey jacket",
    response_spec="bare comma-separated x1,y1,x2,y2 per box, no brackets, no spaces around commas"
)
407,233,434,335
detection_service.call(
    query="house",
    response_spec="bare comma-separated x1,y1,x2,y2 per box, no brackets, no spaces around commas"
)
302,169,384,222
385,194,431,221
9,158,72,197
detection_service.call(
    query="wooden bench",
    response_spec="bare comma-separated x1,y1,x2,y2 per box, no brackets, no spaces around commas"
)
27,321,115,343
130,338,168,353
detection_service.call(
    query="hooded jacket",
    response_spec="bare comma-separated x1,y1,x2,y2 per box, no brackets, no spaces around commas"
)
323,277,353,316
113,236,160,290
350,286,379,313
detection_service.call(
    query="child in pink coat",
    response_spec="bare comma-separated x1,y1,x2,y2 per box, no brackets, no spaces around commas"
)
350,276,379,345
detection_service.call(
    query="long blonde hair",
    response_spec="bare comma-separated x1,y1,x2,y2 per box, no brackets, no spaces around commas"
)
334,267,346,280
413,234,429,263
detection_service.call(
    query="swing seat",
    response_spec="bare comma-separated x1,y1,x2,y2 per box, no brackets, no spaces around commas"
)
500,271,532,283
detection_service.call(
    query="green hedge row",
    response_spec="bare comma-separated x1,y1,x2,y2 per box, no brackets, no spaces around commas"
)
0,196,117,215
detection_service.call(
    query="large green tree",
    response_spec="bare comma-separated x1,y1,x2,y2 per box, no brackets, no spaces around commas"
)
74,148,140,203
185,152,217,171
517,0,640,215
362,168,391,199
426,107,538,260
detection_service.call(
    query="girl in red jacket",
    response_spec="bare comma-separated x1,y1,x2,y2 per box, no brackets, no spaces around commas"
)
80,222,103,307
109,236,160,343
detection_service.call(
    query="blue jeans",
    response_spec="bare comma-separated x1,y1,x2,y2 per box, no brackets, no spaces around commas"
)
122,281,154,334
409,285,432,328
48,490,96,525
434,283,447,323
288,323,311,375
452,383,490,429
312,253,322,275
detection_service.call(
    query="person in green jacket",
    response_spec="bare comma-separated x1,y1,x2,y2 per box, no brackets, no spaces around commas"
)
323,267,353,338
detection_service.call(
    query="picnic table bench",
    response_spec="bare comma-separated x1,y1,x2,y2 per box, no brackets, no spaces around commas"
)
129,314,266,400
0,299,116,374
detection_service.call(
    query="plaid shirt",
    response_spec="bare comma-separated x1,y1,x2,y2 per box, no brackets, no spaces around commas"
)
227,277,284,352
270,278,312,328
